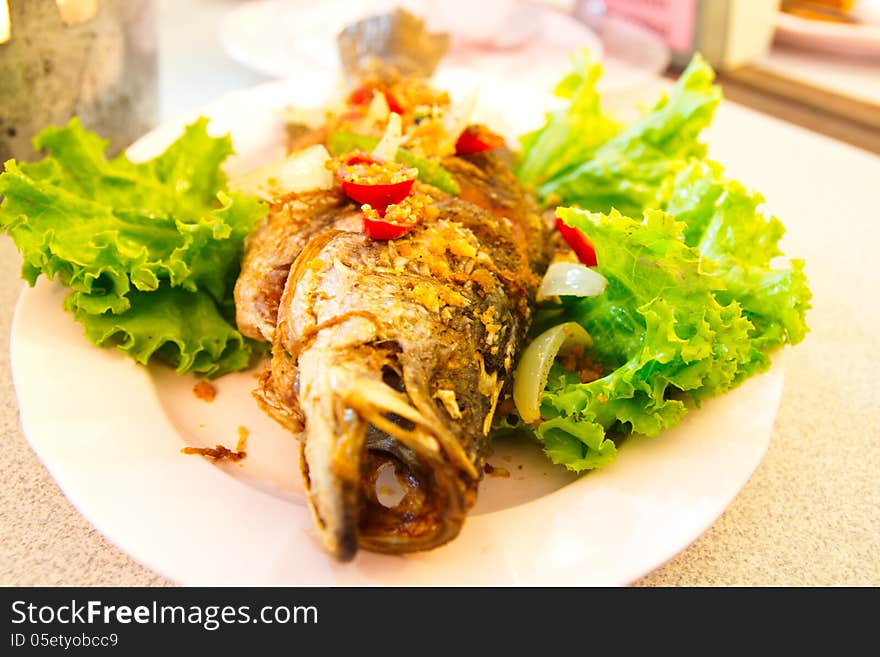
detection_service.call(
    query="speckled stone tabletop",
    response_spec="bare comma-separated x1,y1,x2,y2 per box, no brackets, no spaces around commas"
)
2,1,878,587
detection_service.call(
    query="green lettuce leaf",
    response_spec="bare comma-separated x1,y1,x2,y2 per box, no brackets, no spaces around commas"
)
533,208,753,471
532,54,721,217
0,117,267,377
508,54,810,473
667,160,811,370
526,197,810,473
67,286,255,378
516,50,621,188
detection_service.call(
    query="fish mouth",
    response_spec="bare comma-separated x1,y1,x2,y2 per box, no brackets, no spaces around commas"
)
298,351,479,562
357,429,471,556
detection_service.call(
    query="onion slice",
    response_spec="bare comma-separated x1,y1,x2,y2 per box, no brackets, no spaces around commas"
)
371,112,403,161
513,322,593,424
230,144,334,200
443,88,479,149
537,261,607,302
366,89,390,124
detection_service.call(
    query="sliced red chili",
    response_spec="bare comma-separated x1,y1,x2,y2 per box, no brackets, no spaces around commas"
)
455,124,506,155
348,85,374,106
348,84,405,115
359,185,429,241
339,108,366,123
556,217,597,267
362,213,416,240
382,89,405,115
344,178,414,209
337,153,417,209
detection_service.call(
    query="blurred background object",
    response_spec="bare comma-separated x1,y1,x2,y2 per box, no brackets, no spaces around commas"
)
720,0,880,152
579,0,782,69
216,0,671,95
579,0,879,152
5,0,871,161
775,0,880,57
0,0,158,162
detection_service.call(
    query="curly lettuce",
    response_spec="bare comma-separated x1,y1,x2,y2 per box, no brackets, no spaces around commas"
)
534,209,747,470
0,117,267,377
516,50,621,187
525,176,811,473
526,54,721,218
512,54,811,473
667,161,811,369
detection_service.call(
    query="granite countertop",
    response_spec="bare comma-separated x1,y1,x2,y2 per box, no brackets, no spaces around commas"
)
2,0,878,587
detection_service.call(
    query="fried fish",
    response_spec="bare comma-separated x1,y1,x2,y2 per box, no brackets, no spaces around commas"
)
234,9,550,560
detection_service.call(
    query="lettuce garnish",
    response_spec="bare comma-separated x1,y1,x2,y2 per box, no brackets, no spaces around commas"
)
516,50,621,188
514,54,811,472
530,54,720,217
0,117,267,377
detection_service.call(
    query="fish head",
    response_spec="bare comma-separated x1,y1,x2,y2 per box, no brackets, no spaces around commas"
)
275,227,513,560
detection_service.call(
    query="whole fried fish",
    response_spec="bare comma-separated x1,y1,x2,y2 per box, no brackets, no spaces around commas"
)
234,10,550,560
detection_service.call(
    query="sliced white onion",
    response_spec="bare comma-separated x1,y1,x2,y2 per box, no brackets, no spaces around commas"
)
513,322,593,424
443,87,479,146
230,144,334,199
371,112,402,161
275,144,335,192
366,89,390,124
537,261,607,303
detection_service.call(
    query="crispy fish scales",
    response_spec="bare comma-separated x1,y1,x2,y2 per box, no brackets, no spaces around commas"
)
239,157,547,559
260,180,543,559
234,190,360,343
233,9,551,560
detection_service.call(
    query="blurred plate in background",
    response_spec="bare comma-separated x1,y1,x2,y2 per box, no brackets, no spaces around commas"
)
774,7,880,58
218,0,669,93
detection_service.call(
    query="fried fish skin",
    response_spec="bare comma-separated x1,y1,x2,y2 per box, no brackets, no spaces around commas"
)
234,190,358,343
262,172,544,559
235,145,548,559
233,10,551,560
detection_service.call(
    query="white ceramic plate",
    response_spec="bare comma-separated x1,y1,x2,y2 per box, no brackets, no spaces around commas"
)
10,70,784,586
774,9,880,59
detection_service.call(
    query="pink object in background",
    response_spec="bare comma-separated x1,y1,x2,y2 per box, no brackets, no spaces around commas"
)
603,0,697,54
592,0,782,69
